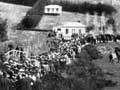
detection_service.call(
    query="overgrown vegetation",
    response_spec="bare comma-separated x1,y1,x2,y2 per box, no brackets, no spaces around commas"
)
20,16,35,28
0,42,117,90
19,0,50,29
106,16,116,32
38,44,116,90
56,1,117,16
0,19,8,42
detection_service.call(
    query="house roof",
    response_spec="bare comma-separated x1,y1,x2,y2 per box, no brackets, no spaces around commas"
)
54,22,86,28
45,5,62,8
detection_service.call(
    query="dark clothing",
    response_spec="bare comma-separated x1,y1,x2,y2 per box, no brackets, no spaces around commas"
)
15,78,32,90
109,54,113,63
32,80,41,90
0,76,13,90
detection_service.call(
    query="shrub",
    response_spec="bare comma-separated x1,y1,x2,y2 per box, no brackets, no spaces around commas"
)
40,72,72,90
58,1,117,16
0,19,8,42
21,17,35,28
82,44,102,60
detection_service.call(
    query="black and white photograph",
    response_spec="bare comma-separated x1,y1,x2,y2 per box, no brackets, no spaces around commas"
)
0,0,120,90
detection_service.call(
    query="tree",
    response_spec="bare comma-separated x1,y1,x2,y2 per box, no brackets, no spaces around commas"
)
64,44,116,90
106,16,116,33
40,72,72,90
21,17,35,28
82,44,102,60
57,1,117,16
86,25,94,33
0,19,8,42
18,0,50,29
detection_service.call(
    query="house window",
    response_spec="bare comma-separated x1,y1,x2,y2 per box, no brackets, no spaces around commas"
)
47,8,50,12
57,28,61,31
66,29,69,34
56,8,59,11
79,29,81,34
52,8,54,12
72,29,75,34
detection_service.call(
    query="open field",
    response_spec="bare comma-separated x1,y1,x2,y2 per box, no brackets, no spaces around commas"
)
94,42,120,90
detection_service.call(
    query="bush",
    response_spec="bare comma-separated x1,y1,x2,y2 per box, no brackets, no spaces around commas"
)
58,1,117,16
0,19,8,42
82,44,102,60
40,72,72,90
21,17,35,28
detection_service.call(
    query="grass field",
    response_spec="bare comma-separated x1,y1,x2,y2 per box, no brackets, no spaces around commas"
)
94,42,120,90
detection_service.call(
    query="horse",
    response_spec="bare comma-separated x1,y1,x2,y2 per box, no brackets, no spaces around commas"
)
115,47,120,63
109,51,118,63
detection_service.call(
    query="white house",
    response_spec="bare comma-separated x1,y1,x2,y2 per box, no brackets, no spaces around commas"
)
53,22,86,40
44,5,62,15
111,0,120,5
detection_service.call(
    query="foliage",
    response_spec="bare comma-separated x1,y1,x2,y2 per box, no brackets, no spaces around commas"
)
56,1,117,16
37,44,116,90
20,16,35,28
106,16,116,32
86,25,94,32
63,45,116,90
0,19,8,42
38,72,71,90
75,44,100,61
107,16,115,25
71,34,79,39
82,44,102,60
18,0,50,29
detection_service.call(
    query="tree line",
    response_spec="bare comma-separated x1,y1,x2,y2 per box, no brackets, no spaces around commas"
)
0,0,37,6
56,1,117,16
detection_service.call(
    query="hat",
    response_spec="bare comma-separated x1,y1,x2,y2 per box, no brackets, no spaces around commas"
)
19,69,25,72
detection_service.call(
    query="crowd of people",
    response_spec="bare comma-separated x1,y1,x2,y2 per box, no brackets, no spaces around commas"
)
2,39,83,80
0,35,94,81
0,33,120,90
